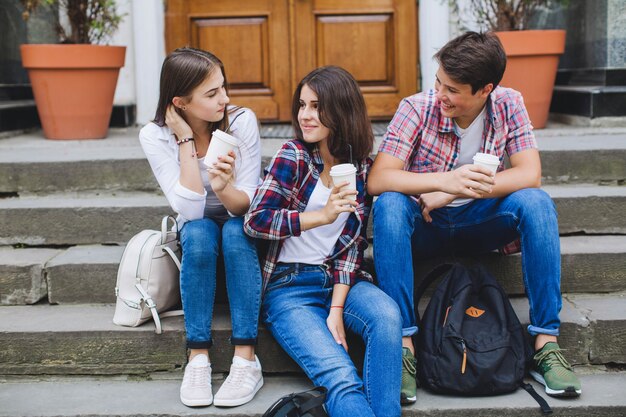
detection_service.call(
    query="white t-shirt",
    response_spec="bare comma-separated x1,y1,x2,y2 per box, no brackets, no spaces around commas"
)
139,107,262,228
447,106,487,207
277,179,350,265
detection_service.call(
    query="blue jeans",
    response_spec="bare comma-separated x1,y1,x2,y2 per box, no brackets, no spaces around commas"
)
179,216,262,348
373,189,561,338
262,263,402,417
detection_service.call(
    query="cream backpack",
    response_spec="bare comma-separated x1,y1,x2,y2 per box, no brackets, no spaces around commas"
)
113,215,183,334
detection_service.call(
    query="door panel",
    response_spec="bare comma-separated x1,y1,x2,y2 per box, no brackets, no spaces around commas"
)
192,18,269,87
316,15,392,84
295,0,417,119
166,0,290,120
167,0,417,121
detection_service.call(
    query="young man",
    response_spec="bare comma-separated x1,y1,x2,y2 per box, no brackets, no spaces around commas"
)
368,31,582,403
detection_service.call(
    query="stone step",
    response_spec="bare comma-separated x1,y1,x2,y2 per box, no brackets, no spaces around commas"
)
2,236,623,306
0,186,624,246
1,129,625,195
1,371,625,417
537,133,626,184
0,293,624,376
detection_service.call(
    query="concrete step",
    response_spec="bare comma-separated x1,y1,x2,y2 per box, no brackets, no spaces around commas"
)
2,236,623,306
0,248,61,305
1,129,625,195
1,371,625,417
0,192,172,246
0,293,624,376
0,130,157,194
537,133,626,184
1,186,624,246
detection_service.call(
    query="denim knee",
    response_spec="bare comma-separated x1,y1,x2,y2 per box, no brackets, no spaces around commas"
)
506,188,557,217
374,192,415,234
369,296,402,338
221,217,254,252
180,218,220,262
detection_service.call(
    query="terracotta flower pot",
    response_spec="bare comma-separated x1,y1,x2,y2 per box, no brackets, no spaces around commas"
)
20,44,126,140
496,30,566,129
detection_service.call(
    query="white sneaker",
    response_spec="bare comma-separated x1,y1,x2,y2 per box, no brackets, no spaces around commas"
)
214,355,264,407
180,354,213,407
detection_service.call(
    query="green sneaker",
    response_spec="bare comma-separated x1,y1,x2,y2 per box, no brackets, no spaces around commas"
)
400,347,417,404
530,342,582,397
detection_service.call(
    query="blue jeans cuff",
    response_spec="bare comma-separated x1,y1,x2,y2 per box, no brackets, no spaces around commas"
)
402,326,418,337
187,340,213,349
230,336,258,346
527,325,559,337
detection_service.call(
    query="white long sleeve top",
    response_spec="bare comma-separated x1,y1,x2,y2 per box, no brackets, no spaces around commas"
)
139,107,262,229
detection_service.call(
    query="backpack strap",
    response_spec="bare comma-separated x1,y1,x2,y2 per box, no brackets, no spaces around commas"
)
295,387,327,416
163,246,181,270
521,382,553,414
134,283,163,334
273,387,327,417
414,263,456,324
161,215,179,243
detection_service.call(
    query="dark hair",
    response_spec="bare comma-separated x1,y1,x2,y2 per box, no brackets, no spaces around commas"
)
153,47,231,133
434,31,507,94
292,66,374,162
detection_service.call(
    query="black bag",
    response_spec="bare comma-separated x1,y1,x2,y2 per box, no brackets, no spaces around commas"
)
263,386,328,417
414,263,552,413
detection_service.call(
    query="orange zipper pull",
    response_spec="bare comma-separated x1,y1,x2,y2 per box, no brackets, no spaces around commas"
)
443,306,451,326
460,339,467,374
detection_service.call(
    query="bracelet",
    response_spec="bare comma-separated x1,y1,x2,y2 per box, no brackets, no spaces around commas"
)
330,305,344,309
176,136,194,145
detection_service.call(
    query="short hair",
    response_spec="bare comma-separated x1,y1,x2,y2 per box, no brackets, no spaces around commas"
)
291,66,373,162
434,31,507,94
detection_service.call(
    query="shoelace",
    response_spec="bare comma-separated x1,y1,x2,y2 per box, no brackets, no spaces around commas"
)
402,355,416,376
535,347,573,371
187,365,210,388
224,364,250,387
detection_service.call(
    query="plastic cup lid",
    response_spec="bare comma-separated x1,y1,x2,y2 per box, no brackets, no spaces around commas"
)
330,163,357,176
212,129,238,146
473,152,499,164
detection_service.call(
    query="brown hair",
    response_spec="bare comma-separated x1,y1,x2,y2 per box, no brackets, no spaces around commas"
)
292,66,374,162
434,31,507,94
153,47,231,134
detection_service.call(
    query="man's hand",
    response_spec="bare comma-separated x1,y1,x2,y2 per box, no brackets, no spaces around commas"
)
419,191,456,223
442,165,495,198
326,308,348,352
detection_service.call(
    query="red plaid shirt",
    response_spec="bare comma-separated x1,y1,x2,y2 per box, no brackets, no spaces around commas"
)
244,139,374,288
379,86,537,254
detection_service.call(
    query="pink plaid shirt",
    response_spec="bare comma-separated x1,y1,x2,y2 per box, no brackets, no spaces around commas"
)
379,86,537,254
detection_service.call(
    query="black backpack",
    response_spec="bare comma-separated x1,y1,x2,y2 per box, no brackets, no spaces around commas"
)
263,386,328,417
415,263,551,413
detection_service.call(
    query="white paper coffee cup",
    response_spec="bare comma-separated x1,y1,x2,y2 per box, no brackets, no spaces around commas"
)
472,152,500,174
330,163,357,201
206,129,238,166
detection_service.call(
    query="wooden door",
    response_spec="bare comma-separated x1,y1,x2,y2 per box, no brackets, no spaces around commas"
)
166,0,417,121
293,0,418,119
166,0,292,120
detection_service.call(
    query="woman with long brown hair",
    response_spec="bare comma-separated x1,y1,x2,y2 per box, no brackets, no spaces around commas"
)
244,66,402,417
139,47,263,408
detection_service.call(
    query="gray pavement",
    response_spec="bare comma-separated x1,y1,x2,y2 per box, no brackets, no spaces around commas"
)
0,372,624,417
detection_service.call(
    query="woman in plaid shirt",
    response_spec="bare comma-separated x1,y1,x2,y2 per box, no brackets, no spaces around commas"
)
245,66,402,417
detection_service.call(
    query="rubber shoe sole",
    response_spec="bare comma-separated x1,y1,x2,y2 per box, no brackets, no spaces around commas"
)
180,393,213,407
530,370,582,398
401,393,417,404
213,377,264,407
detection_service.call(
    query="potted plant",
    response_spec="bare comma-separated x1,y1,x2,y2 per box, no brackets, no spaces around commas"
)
450,0,568,128
20,0,126,139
